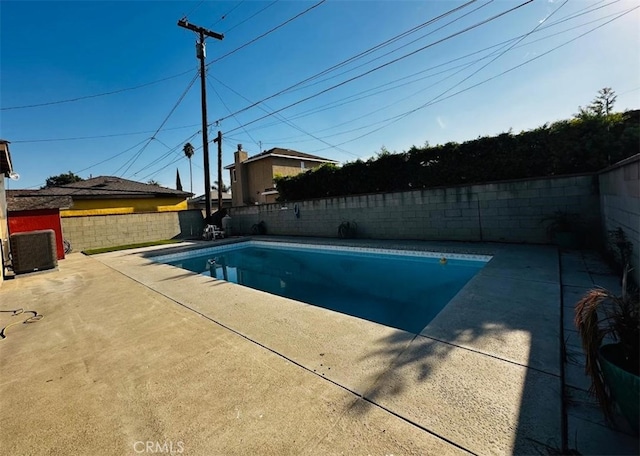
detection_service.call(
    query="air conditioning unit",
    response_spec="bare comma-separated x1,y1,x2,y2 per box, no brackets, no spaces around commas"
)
10,230,58,274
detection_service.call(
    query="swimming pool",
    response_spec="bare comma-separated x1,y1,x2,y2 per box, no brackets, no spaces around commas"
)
153,241,490,333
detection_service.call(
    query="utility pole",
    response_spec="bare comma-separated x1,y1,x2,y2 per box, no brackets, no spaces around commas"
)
213,130,223,211
177,18,223,222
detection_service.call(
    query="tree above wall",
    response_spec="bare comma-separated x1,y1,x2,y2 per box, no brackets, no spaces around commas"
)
576,87,618,119
275,108,639,201
42,171,84,188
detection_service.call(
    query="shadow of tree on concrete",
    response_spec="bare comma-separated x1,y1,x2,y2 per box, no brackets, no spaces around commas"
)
349,245,564,455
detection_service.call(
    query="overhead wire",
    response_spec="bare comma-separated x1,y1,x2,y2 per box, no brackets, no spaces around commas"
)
285,0,494,95
309,5,639,154
4,0,612,113
292,0,618,96
207,78,260,149
75,138,152,174
11,123,201,143
242,1,629,143
114,71,199,176
137,129,203,182
182,0,206,21
207,0,326,66
1,70,194,111
213,0,480,124
223,0,279,34
210,75,359,158
220,0,535,136
428,0,570,106
210,0,247,28
130,129,202,180
0,0,289,112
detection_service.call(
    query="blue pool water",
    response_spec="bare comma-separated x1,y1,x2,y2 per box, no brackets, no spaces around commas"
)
159,243,488,334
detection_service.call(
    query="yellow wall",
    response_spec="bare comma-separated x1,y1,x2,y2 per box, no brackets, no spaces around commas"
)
245,159,276,204
61,197,188,217
231,156,329,206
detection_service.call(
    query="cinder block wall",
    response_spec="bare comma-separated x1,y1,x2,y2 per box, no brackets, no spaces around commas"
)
599,154,640,285
61,210,204,252
230,174,600,244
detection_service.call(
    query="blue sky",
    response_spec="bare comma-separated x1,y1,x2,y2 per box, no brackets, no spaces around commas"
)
1,0,639,196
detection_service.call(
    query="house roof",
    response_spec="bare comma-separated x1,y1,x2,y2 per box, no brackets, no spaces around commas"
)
6,190,72,212
224,147,338,169
190,191,232,203
0,139,13,176
37,176,192,199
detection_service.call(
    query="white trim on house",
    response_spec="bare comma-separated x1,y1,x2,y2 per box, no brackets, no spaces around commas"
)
225,152,338,169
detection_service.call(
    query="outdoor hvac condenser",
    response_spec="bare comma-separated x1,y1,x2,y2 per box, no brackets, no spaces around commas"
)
10,229,58,274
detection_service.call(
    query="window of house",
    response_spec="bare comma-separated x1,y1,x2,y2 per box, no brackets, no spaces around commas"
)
301,161,305,169
232,169,237,182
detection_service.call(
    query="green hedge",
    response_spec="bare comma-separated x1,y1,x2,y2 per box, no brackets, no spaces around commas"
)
275,110,639,201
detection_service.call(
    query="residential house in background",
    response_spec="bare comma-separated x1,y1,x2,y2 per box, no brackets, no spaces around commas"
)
188,191,233,212
225,145,338,206
32,176,201,253
36,176,192,216
0,140,14,284
6,190,72,260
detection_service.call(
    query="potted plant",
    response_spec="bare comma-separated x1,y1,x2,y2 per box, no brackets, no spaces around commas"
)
574,265,639,431
542,210,582,248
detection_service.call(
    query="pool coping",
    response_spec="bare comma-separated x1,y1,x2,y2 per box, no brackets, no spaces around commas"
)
92,236,563,455
149,238,493,263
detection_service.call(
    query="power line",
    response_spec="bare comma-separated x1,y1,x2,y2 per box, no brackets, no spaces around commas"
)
206,77,260,149
221,0,535,136
182,0,205,20
213,0,479,124
129,130,202,179
310,6,639,154
210,74,359,158
140,154,186,183
0,0,465,113
218,0,619,134
255,3,631,143
24,128,202,190
428,0,569,106
0,0,298,112
135,129,203,182
397,5,639,131
293,0,616,99
210,0,247,28
131,140,184,179
114,72,199,176
1,70,194,111
74,138,152,174
223,0,280,34
4,0,612,113
207,0,327,66
10,123,201,143
285,0,494,96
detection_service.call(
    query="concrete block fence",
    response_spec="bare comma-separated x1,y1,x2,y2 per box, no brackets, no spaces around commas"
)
598,154,640,285
229,174,601,245
61,209,204,252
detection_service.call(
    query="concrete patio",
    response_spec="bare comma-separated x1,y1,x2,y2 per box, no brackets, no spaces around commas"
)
0,238,637,455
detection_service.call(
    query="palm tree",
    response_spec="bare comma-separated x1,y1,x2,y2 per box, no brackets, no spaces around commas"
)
183,142,195,195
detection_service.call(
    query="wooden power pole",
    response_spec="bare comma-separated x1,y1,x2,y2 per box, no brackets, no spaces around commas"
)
177,19,223,221
213,130,223,211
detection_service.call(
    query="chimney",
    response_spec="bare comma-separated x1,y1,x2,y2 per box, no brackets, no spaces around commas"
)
232,145,248,207
234,145,247,164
